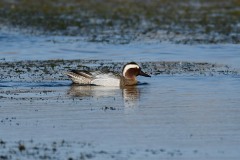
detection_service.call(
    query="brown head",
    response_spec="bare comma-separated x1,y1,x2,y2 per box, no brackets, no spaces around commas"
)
122,62,151,80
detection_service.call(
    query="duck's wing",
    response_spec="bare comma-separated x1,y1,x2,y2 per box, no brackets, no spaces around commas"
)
65,70,93,85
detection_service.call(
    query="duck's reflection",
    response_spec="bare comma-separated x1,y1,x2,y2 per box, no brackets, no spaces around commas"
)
67,84,114,97
121,85,140,108
67,84,141,108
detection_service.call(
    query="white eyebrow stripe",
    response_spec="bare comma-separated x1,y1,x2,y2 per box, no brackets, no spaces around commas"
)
123,64,139,77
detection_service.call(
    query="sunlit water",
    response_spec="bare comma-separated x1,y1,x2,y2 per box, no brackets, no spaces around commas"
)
0,30,240,159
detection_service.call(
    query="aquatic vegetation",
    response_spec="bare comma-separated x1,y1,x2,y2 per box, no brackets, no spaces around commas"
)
0,60,238,83
0,0,239,44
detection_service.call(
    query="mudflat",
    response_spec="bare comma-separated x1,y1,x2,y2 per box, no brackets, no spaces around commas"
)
0,0,240,159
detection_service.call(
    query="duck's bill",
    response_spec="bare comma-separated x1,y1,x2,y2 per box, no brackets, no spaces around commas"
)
139,70,151,77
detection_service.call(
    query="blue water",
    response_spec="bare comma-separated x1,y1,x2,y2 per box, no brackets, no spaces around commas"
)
0,30,240,69
1,76,240,159
1,29,240,159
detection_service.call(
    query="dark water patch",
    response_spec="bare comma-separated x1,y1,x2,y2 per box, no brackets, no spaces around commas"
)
0,0,239,44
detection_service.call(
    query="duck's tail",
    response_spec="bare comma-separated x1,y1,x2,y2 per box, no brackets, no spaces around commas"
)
65,70,93,85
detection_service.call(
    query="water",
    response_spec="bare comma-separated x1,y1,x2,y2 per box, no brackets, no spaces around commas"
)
1,76,240,159
0,30,240,159
1,30,240,68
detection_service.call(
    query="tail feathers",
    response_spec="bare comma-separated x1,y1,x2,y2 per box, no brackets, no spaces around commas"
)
70,70,93,78
66,70,93,84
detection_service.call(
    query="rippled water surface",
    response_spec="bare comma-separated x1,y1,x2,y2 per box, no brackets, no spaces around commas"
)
1,30,240,68
1,76,240,159
0,29,240,159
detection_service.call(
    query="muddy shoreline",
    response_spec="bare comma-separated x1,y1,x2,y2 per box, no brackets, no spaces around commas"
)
0,0,239,44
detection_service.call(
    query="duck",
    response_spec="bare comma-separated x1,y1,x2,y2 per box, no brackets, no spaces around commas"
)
65,62,151,87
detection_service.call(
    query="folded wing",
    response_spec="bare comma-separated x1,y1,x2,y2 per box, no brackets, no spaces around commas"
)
65,70,93,84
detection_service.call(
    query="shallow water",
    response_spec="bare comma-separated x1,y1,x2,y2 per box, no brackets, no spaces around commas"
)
0,29,240,159
1,76,240,159
1,30,240,69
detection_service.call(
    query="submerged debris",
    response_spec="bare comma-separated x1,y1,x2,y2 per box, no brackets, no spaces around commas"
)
0,139,216,160
18,143,26,152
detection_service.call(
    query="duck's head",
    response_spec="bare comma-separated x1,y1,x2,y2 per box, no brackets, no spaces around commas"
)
122,62,151,79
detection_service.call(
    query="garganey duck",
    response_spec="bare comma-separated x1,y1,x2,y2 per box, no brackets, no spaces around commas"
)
66,62,151,87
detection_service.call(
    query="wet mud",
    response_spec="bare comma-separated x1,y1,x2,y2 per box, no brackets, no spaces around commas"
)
0,60,238,83
0,0,239,44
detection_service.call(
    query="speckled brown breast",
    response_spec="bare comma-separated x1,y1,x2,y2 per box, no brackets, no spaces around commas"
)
120,76,138,87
